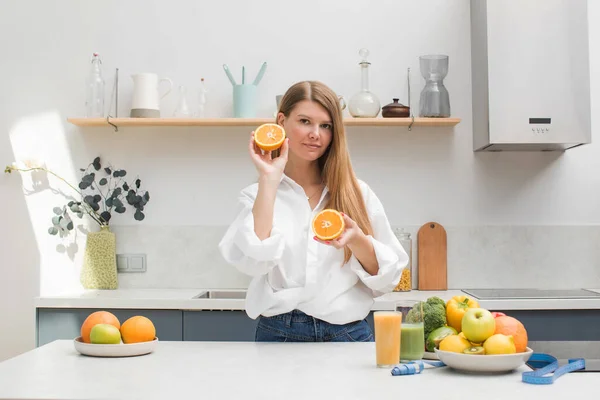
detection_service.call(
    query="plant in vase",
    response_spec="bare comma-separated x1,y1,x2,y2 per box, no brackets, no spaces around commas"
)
5,157,150,290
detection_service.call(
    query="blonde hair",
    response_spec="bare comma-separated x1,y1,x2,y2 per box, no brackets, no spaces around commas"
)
278,81,373,263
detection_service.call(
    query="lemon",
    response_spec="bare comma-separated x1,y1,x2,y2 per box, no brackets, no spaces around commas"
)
439,334,471,353
483,334,516,355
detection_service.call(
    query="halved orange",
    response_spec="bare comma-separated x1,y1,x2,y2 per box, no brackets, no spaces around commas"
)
254,123,286,152
312,209,345,241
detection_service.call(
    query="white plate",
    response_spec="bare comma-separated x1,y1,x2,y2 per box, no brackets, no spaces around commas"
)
423,351,439,360
434,347,533,373
74,336,158,357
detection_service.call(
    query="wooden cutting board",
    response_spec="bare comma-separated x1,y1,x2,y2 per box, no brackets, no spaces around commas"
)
417,222,447,290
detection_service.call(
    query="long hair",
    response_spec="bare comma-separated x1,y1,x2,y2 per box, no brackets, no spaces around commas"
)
278,81,373,264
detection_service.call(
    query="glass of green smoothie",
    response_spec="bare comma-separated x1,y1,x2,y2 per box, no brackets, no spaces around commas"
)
396,300,425,362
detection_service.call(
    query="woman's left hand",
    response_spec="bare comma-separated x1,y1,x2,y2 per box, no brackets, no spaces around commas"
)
313,213,364,249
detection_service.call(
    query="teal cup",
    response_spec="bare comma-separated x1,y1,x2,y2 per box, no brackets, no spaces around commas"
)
233,84,257,118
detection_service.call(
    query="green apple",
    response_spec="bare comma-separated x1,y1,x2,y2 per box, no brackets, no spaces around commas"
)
461,308,496,344
90,323,122,344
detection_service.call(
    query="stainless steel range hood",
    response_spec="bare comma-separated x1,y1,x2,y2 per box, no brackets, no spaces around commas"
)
470,0,591,152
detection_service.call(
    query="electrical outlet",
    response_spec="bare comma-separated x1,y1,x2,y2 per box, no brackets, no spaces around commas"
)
117,254,147,273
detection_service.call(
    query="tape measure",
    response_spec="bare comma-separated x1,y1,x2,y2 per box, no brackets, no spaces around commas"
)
522,353,585,384
391,360,445,376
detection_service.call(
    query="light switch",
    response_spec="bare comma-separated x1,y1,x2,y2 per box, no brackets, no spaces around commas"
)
129,255,146,271
116,254,146,273
116,255,129,271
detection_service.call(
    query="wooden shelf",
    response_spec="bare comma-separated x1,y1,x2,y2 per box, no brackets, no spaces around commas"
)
67,117,461,128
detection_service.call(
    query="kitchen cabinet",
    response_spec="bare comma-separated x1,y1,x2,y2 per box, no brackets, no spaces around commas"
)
183,311,259,341
182,311,376,342
492,309,600,341
36,308,183,346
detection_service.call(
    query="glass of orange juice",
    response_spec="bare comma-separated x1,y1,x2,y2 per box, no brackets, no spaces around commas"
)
373,311,402,368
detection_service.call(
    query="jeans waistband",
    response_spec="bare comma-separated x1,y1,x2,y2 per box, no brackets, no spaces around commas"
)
264,309,315,326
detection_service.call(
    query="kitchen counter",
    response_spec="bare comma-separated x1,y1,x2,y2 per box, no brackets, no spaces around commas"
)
34,288,600,311
33,288,464,310
0,340,594,399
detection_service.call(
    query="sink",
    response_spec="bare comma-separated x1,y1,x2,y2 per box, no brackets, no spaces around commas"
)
193,289,247,299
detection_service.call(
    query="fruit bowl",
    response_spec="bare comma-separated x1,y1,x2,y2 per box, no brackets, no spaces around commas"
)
73,336,158,357
434,347,533,373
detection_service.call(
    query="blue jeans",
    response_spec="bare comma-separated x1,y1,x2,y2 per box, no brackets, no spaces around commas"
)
255,309,374,342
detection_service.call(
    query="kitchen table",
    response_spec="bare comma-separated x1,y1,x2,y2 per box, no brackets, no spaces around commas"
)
0,340,593,399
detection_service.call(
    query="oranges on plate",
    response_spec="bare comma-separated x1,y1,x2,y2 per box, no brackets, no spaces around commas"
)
79,311,156,345
312,209,345,241
254,123,286,151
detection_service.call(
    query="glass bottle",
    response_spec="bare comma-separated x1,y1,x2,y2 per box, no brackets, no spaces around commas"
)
348,48,381,118
419,54,450,117
195,78,208,118
394,228,412,292
85,53,105,118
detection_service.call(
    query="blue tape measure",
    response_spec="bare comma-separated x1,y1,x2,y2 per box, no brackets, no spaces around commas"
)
522,353,585,384
391,360,446,376
390,353,584,384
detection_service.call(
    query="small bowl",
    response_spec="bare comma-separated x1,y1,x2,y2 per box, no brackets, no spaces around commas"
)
381,98,410,118
74,336,158,357
434,347,533,373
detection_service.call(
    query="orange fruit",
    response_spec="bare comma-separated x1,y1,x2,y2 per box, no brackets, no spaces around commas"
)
254,123,285,151
312,209,345,241
120,316,156,344
493,316,528,353
80,311,120,343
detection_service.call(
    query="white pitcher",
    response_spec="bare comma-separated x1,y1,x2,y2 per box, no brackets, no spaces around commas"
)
130,73,173,118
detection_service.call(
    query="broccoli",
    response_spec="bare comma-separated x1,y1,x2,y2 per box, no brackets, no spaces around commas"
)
405,297,447,339
426,296,446,310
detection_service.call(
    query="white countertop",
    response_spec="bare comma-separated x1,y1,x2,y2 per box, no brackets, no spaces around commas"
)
34,288,600,311
0,340,594,400
32,289,464,311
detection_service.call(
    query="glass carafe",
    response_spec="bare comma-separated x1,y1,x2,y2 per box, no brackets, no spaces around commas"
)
85,53,105,118
348,48,380,118
173,85,191,117
419,55,450,118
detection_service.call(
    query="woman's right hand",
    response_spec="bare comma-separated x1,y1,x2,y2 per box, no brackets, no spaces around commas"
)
248,131,289,182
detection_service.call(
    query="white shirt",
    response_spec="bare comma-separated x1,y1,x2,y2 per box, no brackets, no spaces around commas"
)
218,174,408,325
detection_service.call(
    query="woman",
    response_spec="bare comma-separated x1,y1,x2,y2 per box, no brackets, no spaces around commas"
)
219,81,408,342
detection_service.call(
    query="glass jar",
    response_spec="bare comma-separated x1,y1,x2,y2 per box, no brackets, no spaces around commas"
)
173,85,191,117
394,228,412,292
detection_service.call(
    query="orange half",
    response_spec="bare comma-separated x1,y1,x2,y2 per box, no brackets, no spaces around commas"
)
312,209,345,241
254,123,286,152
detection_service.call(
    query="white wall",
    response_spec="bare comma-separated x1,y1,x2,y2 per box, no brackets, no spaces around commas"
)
1,0,598,361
